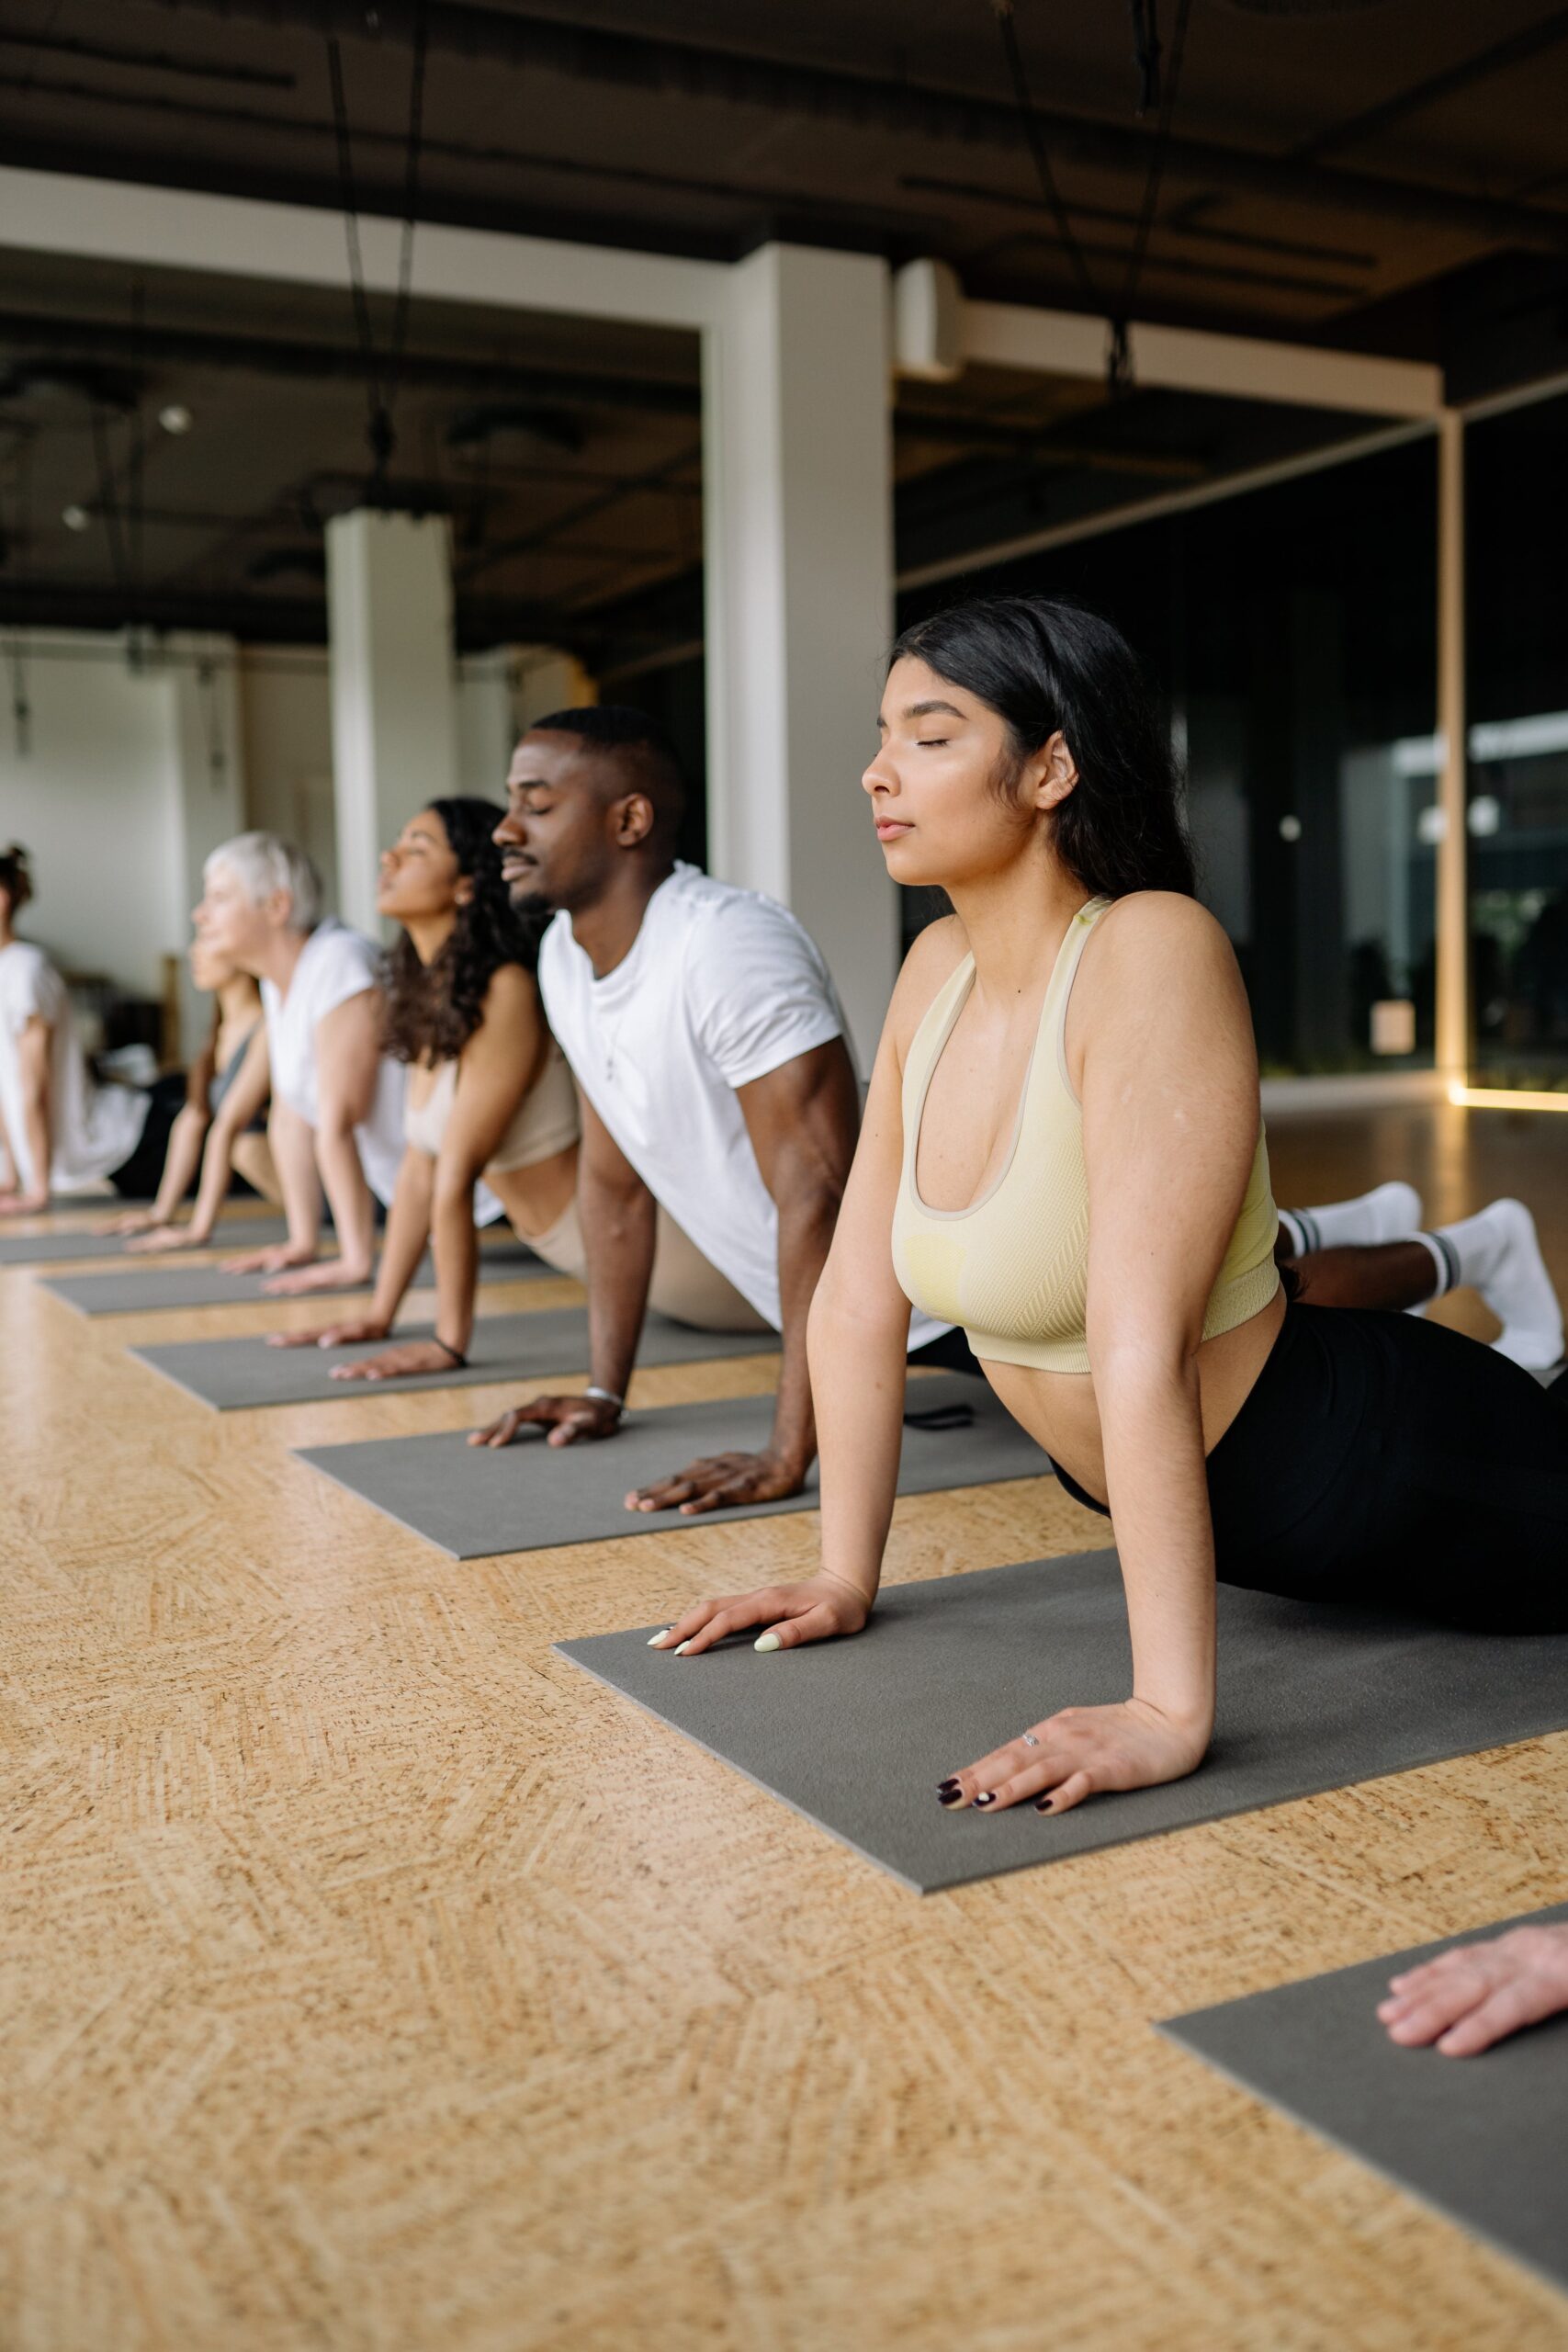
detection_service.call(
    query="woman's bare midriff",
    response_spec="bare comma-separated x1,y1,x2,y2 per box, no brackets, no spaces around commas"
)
978,1284,1287,1510
486,1145,578,1242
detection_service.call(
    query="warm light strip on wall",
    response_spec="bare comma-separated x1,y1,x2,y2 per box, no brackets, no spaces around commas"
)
1448,1083,1568,1113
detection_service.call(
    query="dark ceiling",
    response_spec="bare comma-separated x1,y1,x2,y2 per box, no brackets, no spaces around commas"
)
3,0,1568,666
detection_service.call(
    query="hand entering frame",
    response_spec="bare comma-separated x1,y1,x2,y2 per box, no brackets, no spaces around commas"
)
468,1393,622,1450
649,1572,871,1657
936,1699,1210,1819
626,1447,806,1518
1377,1923,1568,2057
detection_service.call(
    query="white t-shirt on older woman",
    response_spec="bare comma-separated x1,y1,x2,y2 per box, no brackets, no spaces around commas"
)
0,941,145,1194
260,920,406,1206
537,862,948,1346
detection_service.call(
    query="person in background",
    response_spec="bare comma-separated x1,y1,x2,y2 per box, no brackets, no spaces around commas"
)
0,842,172,1214
1275,1181,1562,1373
271,797,767,1382
97,936,279,1245
190,832,405,1296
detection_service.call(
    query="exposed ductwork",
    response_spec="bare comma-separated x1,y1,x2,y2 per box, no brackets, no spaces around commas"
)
123,0,1568,255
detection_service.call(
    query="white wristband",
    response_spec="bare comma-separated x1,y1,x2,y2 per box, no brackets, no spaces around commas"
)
584,1385,625,1414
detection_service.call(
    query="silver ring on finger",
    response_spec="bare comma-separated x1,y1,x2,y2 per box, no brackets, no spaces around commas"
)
1020,1732,1040,1748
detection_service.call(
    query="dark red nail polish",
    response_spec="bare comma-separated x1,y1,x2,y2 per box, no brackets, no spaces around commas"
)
973,1791,997,1808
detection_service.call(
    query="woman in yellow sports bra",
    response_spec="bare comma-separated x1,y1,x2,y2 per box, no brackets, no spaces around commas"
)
653,595,1568,1820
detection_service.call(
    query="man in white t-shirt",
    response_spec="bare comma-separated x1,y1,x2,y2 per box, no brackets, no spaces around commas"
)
192,832,405,1296
472,706,958,1515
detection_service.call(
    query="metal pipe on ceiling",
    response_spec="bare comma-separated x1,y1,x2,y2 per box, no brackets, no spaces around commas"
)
121,0,1568,255
0,308,700,413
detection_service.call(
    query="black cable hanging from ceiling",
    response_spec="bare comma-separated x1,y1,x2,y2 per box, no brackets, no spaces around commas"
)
322,0,430,505
1109,0,1195,390
992,0,1195,396
1128,0,1163,113
992,1,1100,311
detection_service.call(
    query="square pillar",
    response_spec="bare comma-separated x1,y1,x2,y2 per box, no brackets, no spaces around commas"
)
702,244,897,1070
327,510,459,934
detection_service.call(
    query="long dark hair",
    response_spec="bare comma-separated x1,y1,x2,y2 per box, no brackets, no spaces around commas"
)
381,797,541,1065
889,596,1196,899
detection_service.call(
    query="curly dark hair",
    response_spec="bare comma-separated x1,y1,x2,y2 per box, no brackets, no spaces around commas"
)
380,797,544,1065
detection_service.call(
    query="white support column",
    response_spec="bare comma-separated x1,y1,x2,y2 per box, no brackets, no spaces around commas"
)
1435,410,1469,1086
326,511,459,935
703,243,897,1069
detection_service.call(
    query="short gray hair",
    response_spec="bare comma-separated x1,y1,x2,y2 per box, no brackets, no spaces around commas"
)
205,832,323,933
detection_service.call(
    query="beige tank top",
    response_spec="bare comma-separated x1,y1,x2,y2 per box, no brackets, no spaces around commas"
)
891,898,1280,1374
403,1039,581,1172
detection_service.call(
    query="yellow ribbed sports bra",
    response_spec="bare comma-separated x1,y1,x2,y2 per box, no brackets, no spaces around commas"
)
891,898,1280,1374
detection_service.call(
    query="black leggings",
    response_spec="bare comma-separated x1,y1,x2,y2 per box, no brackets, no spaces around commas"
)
1055,1305,1568,1634
107,1074,185,1201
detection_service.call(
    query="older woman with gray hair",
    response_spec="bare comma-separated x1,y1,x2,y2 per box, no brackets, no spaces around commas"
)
193,831,405,1296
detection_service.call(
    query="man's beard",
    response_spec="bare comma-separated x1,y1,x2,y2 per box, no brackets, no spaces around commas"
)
507,881,553,918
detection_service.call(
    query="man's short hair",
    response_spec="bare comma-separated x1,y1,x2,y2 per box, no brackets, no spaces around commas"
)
526,705,686,830
206,831,323,933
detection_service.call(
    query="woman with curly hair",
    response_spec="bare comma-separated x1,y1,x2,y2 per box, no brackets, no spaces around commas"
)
275,797,760,1383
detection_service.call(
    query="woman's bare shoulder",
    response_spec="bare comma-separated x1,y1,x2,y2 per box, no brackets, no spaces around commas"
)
478,960,536,1018
1089,890,1239,990
886,914,970,1051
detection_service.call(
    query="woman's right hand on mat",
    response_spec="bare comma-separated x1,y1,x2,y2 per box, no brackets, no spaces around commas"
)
329,1340,459,1383
649,1573,872,1657
96,1206,155,1236
124,1222,207,1254
467,1393,623,1450
1376,1923,1568,2056
266,1315,389,1351
221,1241,313,1276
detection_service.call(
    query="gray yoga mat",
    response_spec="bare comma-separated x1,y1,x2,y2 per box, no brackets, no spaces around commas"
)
294,1375,1047,1557
1161,1901,1568,2294
41,1237,548,1315
0,1216,291,1267
132,1306,779,1410
556,1550,1568,1894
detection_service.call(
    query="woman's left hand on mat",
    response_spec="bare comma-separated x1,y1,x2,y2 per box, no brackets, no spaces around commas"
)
124,1222,205,1254
329,1340,459,1383
625,1446,807,1517
938,1696,1209,1817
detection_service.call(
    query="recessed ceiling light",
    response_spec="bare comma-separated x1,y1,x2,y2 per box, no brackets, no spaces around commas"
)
62,503,90,532
158,403,193,435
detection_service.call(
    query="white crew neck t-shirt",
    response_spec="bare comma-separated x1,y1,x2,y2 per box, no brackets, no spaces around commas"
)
538,864,946,1346
260,920,406,1207
0,941,145,1195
